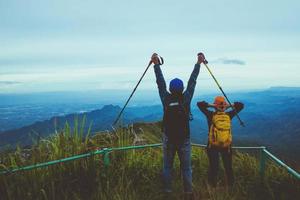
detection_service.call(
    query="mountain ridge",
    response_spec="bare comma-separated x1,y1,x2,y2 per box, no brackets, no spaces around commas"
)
0,88,300,169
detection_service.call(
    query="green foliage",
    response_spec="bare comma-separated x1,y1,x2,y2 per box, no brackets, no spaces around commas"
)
0,121,299,200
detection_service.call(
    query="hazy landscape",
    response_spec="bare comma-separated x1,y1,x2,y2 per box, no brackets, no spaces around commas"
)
1,87,299,169
1,1,299,199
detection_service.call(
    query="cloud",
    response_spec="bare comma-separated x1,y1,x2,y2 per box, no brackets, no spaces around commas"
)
213,58,246,65
0,81,22,85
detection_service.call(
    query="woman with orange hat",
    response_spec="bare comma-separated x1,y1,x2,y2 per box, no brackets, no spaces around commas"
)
197,96,244,187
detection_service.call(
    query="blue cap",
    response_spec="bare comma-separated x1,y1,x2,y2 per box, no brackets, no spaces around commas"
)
169,78,184,94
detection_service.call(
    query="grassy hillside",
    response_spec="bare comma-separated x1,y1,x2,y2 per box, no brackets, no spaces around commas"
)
1,87,300,171
0,121,299,200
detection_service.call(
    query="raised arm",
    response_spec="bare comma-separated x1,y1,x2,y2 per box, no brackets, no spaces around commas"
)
184,63,201,103
184,53,206,103
153,63,167,104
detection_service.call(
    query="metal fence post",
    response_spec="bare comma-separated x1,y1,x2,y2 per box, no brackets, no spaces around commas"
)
103,148,110,167
259,147,266,180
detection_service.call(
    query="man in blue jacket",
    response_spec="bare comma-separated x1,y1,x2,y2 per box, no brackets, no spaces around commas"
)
152,53,206,199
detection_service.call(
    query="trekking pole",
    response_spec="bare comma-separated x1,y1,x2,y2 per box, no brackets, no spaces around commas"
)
200,54,245,127
112,55,164,127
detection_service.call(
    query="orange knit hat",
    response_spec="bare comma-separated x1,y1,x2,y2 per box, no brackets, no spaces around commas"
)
213,96,228,107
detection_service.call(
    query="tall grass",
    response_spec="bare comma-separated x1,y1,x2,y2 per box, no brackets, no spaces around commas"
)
0,121,299,200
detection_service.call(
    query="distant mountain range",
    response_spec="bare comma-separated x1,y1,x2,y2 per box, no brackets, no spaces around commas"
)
0,104,163,149
0,87,299,168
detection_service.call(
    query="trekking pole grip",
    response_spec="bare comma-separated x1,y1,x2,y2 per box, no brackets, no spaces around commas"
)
112,55,164,127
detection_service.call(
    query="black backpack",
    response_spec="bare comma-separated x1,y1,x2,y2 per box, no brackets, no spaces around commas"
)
163,94,190,144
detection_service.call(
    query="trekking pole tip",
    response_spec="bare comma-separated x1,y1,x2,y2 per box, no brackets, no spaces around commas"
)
240,121,245,127
111,125,116,132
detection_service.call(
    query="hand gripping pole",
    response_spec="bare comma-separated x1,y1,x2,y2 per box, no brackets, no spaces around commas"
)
112,56,164,127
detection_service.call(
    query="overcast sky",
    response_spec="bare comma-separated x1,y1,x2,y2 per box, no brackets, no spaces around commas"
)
0,0,299,94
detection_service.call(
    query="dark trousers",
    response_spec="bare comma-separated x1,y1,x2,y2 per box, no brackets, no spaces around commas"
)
207,147,234,187
163,135,192,193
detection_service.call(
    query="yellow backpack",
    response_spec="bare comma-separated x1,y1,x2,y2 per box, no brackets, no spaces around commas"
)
208,112,232,148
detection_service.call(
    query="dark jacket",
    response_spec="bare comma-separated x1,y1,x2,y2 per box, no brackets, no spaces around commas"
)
154,64,201,140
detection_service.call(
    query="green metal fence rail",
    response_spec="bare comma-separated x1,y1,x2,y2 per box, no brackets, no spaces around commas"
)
262,148,300,179
0,143,299,180
0,148,106,174
0,143,162,175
